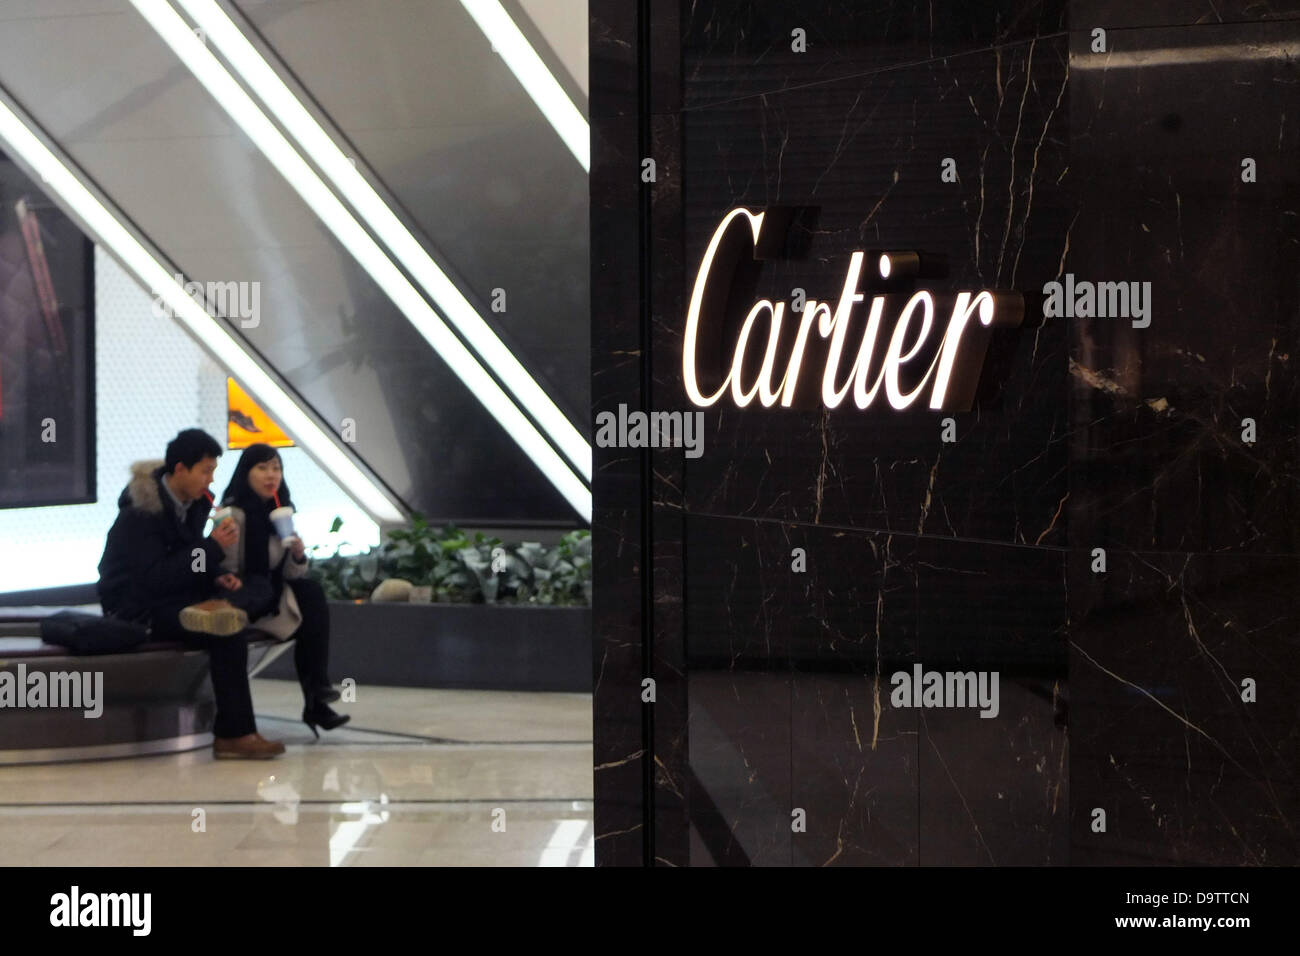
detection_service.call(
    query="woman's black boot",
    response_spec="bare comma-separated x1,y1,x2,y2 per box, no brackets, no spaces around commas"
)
302,696,350,739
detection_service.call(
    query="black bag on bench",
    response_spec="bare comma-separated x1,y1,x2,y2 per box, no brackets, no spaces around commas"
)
40,611,150,655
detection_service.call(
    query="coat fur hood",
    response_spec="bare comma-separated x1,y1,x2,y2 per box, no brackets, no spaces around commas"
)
119,459,167,514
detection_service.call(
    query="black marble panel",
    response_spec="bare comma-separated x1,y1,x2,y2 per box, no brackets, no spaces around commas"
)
592,0,1300,868
676,31,1072,547
590,77,651,863
1069,550,1300,864
911,532,1068,865
1068,19,1300,554
1072,1,1300,28
683,515,1066,865
791,672,920,866
783,522,921,867
683,517,793,864
684,0,1068,112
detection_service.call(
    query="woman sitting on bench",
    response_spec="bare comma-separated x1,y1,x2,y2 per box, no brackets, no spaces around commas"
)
217,444,350,738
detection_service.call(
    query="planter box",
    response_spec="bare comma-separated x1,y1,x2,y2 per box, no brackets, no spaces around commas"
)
259,600,591,692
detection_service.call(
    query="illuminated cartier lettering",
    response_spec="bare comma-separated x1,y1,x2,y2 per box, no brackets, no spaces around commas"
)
682,207,1024,412
683,207,764,407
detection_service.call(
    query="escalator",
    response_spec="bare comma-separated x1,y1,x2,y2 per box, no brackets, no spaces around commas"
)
0,0,590,526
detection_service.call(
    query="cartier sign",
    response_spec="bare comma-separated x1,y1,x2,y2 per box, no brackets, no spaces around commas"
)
683,207,1025,412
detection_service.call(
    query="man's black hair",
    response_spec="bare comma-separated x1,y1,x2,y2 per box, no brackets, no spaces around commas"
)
164,428,223,474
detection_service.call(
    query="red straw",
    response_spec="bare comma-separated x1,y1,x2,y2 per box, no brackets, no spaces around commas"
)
274,492,281,508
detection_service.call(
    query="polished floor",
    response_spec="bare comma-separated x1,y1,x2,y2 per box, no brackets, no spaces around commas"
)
0,680,594,866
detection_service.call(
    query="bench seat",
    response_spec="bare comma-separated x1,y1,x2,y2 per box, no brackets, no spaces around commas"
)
0,603,292,764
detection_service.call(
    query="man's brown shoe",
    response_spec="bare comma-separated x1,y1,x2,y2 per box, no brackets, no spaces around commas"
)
213,733,285,759
180,599,248,636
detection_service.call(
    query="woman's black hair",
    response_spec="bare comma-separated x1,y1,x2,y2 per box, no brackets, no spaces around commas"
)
219,443,293,510
219,444,295,581
220,444,297,595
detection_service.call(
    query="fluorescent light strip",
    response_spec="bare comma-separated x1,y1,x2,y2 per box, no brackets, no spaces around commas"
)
130,0,591,521
0,95,404,526
174,0,591,483
458,0,590,172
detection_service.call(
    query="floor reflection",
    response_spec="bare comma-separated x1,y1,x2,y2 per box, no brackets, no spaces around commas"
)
0,680,595,867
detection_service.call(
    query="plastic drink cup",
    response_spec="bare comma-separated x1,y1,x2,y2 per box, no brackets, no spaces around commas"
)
270,505,296,539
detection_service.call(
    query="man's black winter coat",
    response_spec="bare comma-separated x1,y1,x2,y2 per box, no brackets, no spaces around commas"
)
97,459,224,622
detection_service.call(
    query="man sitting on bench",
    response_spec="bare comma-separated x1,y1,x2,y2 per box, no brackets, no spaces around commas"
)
97,428,285,760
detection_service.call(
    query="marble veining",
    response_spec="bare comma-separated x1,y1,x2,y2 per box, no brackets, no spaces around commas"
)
591,0,1299,865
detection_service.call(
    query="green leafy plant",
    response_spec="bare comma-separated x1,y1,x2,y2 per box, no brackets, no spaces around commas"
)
308,514,592,606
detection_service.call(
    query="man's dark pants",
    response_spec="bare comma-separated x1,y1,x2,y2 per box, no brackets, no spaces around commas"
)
150,604,257,739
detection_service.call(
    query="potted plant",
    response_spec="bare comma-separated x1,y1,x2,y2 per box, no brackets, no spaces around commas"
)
257,515,592,691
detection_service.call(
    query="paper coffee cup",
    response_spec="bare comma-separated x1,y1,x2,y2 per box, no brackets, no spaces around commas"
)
270,505,296,539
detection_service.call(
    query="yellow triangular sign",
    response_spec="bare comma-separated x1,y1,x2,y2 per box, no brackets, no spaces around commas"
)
227,378,294,449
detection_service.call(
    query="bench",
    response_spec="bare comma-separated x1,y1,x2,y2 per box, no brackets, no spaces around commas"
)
0,596,293,765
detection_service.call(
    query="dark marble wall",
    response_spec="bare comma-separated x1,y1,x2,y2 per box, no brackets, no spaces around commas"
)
592,0,1300,865
1066,7,1300,864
